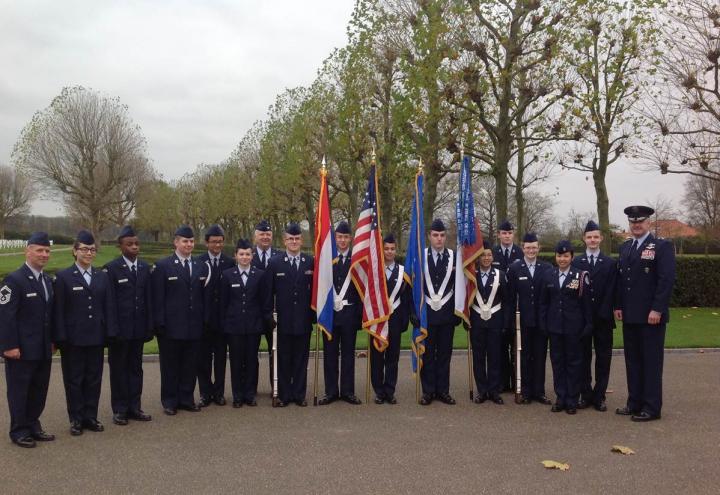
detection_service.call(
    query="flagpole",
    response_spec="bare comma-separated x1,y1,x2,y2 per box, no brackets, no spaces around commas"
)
416,158,423,405
366,147,378,406
459,142,475,402
313,156,327,407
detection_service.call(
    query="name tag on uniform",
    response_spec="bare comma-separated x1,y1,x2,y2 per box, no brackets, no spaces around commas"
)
199,276,207,281
276,273,285,277
519,276,528,281
167,276,178,281
304,270,313,275
231,283,241,288
26,293,38,298
118,278,129,284
72,286,84,291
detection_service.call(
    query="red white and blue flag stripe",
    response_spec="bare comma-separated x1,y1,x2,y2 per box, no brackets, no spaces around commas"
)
311,166,336,339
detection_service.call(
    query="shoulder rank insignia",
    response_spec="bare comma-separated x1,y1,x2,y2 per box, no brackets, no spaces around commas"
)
0,285,12,305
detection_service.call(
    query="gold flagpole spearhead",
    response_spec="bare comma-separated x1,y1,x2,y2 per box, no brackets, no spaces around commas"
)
418,157,424,174
460,139,464,161
321,155,327,176
371,146,377,165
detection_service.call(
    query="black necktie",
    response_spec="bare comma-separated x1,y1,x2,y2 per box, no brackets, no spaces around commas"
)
292,258,298,271
631,240,639,253
504,249,509,262
213,258,218,269
130,264,137,281
183,259,191,278
38,275,48,301
589,254,595,268
261,251,267,267
339,254,344,265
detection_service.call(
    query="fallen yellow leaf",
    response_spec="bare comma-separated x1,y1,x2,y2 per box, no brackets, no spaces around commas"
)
612,445,636,455
712,312,718,316
541,460,570,471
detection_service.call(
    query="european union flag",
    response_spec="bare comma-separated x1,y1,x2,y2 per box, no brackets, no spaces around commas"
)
404,170,427,373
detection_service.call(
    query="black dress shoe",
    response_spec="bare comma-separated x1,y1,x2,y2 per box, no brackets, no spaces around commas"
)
594,400,607,412
245,398,257,407
521,396,532,404
112,413,128,426
387,396,397,405
128,410,152,421
473,394,486,404
318,395,337,406
631,411,660,422
163,407,177,416
178,403,201,412
341,395,362,405
437,393,456,405
566,408,577,415
232,400,243,408
615,406,637,416
275,400,288,407
83,419,104,432
31,430,55,442
419,394,433,405
551,403,564,412
374,396,385,404
535,395,552,405
70,421,83,436
198,396,212,408
12,436,36,448
214,396,226,406
295,399,308,407
489,395,504,405
577,399,590,409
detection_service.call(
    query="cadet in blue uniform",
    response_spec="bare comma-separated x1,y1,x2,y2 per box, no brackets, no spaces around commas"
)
370,234,417,404
492,220,523,392
319,221,362,405
469,240,510,405
104,226,153,425
571,220,616,411
539,240,593,415
252,219,281,392
506,232,552,405
265,223,315,407
614,205,676,422
54,230,118,435
220,239,273,407
420,219,458,406
197,224,234,407
151,225,210,415
0,232,55,448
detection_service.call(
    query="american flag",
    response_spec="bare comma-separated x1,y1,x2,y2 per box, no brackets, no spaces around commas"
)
350,165,390,352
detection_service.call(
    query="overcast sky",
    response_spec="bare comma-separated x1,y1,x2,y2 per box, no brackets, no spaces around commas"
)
0,0,684,227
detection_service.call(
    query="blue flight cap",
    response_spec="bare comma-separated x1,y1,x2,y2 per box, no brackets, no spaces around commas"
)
235,238,252,250
118,225,136,240
255,219,272,232
76,230,95,245
204,224,225,241
522,232,538,243
430,218,446,232
498,219,514,232
27,231,50,247
482,239,491,250
285,222,302,236
335,221,351,234
383,233,396,244
175,225,194,239
555,239,573,255
584,220,600,233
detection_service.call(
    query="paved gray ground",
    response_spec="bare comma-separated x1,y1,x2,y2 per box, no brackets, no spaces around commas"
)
1,351,719,494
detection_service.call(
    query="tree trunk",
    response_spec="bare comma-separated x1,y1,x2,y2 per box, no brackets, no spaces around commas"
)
593,149,611,252
515,132,526,233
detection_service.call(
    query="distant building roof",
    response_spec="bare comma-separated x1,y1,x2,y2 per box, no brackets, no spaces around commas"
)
618,219,699,239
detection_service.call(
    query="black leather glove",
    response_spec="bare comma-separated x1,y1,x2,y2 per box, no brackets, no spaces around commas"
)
264,318,276,333
462,321,470,331
409,314,420,328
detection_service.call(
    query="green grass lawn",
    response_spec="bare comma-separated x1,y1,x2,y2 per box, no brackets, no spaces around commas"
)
139,307,720,354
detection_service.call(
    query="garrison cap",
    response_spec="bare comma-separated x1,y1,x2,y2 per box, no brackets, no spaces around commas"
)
430,218,446,232
498,219,514,232
235,238,252,250
204,224,225,241
255,219,272,232
118,225,136,240
285,222,302,236
383,233,396,244
175,225,194,239
76,230,95,245
584,220,600,233
335,221,351,234
482,239,492,250
27,232,50,247
555,239,574,255
624,205,654,222
522,232,538,243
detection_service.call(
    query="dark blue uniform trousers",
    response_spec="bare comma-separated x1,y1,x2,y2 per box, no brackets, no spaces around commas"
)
60,345,104,422
197,330,227,400
580,320,613,404
420,323,455,396
5,359,51,440
549,333,583,408
370,326,402,399
277,334,310,403
470,328,503,396
322,323,358,398
227,334,261,402
108,339,145,414
158,337,198,409
623,323,665,417
520,327,548,399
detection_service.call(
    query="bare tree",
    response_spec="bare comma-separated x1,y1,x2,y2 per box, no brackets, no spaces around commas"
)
12,86,152,239
0,165,35,238
683,172,720,251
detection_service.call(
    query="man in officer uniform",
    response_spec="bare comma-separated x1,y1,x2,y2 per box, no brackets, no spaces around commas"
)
319,221,362,405
371,234,417,404
571,220,616,411
0,232,55,448
614,205,675,422
220,238,273,407
492,219,523,392
420,219,458,405
151,225,210,415
197,224,234,407
506,232,552,405
252,219,281,390
104,226,153,425
265,222,315,407
54,230,117,435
